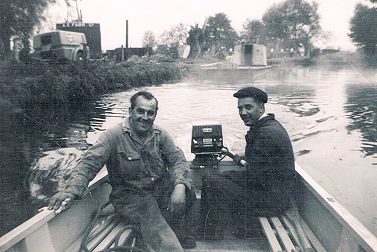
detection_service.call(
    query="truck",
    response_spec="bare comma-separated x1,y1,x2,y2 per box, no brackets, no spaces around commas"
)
32,30,90,62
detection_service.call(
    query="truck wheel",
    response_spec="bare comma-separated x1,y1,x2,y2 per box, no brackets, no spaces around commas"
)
76,52,84,62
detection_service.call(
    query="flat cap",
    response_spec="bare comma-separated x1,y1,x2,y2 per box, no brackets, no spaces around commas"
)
233,86,268,103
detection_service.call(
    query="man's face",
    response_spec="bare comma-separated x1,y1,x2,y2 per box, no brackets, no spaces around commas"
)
129,96,157,136
237,97,264,126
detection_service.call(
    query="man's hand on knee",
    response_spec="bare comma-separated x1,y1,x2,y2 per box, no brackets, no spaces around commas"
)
168,184,186,214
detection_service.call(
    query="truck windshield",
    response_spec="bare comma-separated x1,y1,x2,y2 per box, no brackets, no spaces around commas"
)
41,35,52,46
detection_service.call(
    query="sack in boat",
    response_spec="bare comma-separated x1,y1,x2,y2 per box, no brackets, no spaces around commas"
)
27,147,84,202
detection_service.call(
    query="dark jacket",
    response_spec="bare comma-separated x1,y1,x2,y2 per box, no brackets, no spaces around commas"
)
244,113,296,214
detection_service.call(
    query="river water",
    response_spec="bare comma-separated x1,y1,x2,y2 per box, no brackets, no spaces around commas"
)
1,59,377,238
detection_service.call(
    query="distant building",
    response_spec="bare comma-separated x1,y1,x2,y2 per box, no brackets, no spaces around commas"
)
113,47,153,61
232,44,267,66
310,48,321,58
321,48,340,54
56,22,102,59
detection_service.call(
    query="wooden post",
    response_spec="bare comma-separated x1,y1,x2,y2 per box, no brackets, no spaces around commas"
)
121,45,124,62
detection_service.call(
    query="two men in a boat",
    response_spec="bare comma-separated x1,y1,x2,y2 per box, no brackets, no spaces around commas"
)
48,87,296,251
200,87,296,239
49,91,197,251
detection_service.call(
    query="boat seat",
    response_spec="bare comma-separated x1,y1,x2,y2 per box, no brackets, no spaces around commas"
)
85,207,139,252
259,216,296,252
258,214,314,252
259,209,315,252
66,204,139,252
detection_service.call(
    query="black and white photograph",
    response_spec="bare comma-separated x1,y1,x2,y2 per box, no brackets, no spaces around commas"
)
0,0,377,251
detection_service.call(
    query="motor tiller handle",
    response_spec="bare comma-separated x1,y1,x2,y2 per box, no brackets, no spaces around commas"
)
221,148,247,167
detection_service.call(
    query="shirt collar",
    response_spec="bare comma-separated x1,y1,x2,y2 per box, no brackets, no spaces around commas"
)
249,113,275,129
258,111,267,121
121,117,132,133
121,117,160,142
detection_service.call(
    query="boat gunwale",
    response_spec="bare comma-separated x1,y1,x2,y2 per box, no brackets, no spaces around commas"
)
0,168,109,251
295,163,377,251
1,163,377,251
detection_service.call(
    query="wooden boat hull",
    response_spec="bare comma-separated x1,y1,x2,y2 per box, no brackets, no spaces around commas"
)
1,162,377,252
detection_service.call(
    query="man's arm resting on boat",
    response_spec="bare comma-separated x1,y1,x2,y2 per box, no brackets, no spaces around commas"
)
48,191,77,213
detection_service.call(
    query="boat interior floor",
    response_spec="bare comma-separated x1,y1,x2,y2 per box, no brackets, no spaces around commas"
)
186,232,269,252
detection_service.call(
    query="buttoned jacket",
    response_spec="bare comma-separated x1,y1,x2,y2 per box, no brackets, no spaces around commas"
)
245,114,296,204
63,118,193,197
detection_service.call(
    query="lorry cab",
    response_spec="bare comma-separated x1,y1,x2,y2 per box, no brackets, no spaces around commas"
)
33,30,90,62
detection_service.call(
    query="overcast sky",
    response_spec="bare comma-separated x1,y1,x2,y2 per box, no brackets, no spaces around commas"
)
47,0,370,51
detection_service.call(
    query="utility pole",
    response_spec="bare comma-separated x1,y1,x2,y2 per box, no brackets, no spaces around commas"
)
126,20,129,48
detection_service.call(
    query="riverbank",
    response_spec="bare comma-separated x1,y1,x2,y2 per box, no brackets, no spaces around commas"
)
0,59,189,235
0,59,189,109
1,54,377,238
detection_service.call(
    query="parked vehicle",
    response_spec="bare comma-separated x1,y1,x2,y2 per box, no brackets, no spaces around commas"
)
32,31,90,62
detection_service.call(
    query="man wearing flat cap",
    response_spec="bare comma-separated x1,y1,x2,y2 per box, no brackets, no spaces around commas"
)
200,86,296,239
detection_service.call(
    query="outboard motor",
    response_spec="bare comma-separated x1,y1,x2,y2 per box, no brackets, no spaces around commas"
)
191,122,224,168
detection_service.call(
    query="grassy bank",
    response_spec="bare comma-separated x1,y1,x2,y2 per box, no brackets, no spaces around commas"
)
0,60,188,108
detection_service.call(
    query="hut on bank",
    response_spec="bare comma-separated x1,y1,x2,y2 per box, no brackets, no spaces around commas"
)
232,44,267,66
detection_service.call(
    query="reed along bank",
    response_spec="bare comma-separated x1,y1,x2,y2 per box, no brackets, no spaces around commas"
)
0,60,188,109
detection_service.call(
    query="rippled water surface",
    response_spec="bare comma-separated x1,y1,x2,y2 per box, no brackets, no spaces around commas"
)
1,62,377,237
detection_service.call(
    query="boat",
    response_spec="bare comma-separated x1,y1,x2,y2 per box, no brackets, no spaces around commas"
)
190,62,272,83
1,126,377,252
198,62,272,71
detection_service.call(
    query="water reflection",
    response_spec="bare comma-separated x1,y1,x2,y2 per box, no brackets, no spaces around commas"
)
0,101,33,235
345,84,377,158
1,64,377,237
265,84,318,117
0,102,105,235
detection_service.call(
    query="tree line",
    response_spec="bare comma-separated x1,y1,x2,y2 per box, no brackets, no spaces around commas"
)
1,0,376,61
143,0,322,59
349,3,377,55
143,0,377,60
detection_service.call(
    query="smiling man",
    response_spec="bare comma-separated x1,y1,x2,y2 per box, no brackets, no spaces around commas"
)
200,86,297,240
49,91,196,251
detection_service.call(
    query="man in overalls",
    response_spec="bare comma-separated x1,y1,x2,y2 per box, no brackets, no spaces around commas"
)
49,91,196,251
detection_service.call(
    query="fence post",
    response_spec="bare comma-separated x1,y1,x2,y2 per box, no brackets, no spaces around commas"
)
121,45,124,62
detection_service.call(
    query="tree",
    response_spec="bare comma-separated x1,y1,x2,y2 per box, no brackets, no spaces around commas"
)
158,23,188,47
262,0,321,56
349,4,377,54
156,23,188,58
0,0,56,60
240,19,266,44
203,13,239,59
186,24,204,58
142,31,157,49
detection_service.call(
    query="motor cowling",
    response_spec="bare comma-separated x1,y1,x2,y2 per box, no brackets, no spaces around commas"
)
191,123,223,167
